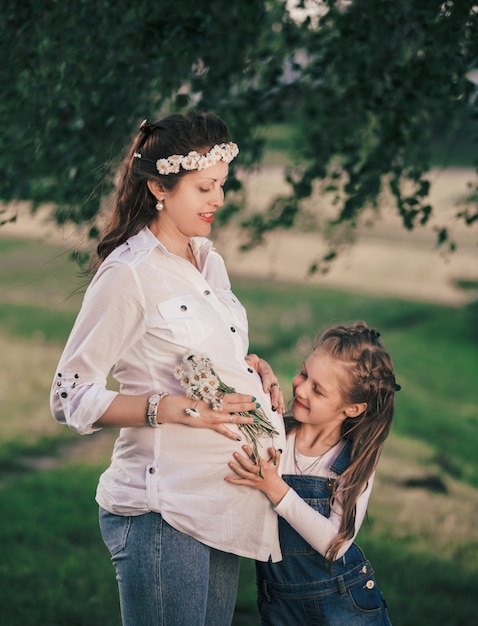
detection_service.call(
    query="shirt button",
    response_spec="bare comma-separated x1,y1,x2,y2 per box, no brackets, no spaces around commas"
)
180,305,187,311
230,326,236,333
149,467,156,474
247,367,253,373
365,580,375,590
204,290,211,296
60,392,68,398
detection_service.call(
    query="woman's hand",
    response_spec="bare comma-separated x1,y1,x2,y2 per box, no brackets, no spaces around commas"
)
225,445,289,506
245,353,286,415
161,393,263,442
95,392,263,441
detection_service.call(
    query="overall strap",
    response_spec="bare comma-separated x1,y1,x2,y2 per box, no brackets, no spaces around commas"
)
329,438,353,476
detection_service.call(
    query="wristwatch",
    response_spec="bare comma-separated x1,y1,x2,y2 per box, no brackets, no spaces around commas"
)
146,392,169,428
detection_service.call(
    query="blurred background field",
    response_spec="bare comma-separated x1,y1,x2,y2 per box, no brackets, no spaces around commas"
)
0,108,477,626
0,225,477,624
1,2,477,623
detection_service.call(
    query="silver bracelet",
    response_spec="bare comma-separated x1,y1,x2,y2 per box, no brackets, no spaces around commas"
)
146,392,169,428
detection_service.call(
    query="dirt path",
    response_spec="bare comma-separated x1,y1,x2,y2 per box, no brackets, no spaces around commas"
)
1,167,477,305
215,166,477,305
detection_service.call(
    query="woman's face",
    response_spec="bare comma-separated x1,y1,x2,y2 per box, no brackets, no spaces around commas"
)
158,160,229,239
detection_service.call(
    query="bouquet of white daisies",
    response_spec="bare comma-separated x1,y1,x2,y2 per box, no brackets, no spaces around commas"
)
174,353,279,473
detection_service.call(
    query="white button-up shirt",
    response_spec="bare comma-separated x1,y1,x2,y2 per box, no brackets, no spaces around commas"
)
51,227,285,562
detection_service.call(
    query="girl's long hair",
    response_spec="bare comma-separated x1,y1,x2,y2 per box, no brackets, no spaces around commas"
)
289,321,399,562
90,111,231,272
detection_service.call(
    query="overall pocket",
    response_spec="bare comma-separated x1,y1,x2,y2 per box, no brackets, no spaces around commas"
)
345,570,386,614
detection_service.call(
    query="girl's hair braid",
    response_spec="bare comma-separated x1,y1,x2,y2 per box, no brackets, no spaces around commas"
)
313,321,399,562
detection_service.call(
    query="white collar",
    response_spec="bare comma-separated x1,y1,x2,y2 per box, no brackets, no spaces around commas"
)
127,227,212,257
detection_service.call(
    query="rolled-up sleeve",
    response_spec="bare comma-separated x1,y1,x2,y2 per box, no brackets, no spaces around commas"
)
50,260,146,434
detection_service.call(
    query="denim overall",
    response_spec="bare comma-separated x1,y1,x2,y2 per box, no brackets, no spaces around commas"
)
256,440,392,625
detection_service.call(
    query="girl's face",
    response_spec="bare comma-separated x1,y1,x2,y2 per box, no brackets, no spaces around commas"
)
158,160,229,239
292,348,363,431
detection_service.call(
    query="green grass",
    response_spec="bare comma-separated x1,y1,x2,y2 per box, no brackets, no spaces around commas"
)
0,301,78,342
0,237,84,341
357,533,478,626
0,238,85,301
0,237,477,625
0,467,476,626
0,466,122,626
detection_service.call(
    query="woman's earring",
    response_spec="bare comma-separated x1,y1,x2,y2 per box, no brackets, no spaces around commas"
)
156,200,164,211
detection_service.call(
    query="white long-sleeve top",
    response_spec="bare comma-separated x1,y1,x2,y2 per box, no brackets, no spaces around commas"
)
50,227,286,562
274,432,374,559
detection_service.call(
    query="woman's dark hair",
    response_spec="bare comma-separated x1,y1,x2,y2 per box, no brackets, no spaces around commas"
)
93,111,231,269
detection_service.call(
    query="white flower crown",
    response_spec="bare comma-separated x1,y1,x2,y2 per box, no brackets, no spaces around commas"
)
133,142,239,175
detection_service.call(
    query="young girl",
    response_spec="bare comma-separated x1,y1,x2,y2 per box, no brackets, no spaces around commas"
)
226,321,398,625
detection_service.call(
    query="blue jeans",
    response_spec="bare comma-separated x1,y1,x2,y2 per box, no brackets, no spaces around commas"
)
99,507,240,626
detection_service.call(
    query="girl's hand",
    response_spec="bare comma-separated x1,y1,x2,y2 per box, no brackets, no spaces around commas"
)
245,353,286,415
162,394,262,442
225,445,289,506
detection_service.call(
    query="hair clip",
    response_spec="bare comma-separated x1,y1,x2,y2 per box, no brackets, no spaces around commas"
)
393,382,401,392
139,119,153,135
370,329,381,339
